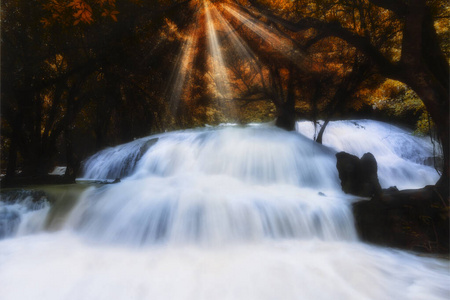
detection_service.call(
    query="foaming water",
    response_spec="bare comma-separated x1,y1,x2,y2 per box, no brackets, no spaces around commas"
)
0,235,448,300
66,178,356,246
72,126,352,245
82,126,338,188
0,190,50,239
82,137,158,179
0,124,448,299
296,120,440,189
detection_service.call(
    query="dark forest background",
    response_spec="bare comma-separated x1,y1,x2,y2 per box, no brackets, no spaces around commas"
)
1,0,448,184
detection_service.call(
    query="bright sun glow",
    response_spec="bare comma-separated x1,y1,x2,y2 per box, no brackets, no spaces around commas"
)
167,1,306,117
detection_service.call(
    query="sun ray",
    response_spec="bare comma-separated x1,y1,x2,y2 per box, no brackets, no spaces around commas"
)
223,4,304,67
210,5,261,76
167,25,199,113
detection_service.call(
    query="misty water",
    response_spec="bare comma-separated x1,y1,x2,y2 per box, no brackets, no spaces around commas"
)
0,120,448,300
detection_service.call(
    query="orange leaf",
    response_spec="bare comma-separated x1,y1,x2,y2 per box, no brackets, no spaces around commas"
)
73,10,83,18
84,3,93,13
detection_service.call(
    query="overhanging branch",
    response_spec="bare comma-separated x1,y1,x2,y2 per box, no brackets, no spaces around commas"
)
247,0,401,79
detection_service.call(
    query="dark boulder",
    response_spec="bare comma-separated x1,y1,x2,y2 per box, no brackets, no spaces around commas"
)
335,152,361,194
353,185,449,254
336,151,382,197
383,186,399,193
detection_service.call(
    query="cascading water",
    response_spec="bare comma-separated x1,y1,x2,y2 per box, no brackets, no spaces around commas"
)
296,119,441,189
0,122,448,300
71,126,354,245
0,190,50,239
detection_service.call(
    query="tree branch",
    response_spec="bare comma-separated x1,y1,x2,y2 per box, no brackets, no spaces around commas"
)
366,0,407,16
247,0,401,79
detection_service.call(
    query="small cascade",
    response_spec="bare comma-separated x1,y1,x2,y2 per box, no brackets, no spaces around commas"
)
81,137,158,180
66,179,356,246
71,122,442,246
82,126,338,188
0,190,50,239
0,122,448,300
296,120,441,189
70,126,355,245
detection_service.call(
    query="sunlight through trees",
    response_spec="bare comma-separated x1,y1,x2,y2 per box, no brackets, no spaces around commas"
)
1,0,448,184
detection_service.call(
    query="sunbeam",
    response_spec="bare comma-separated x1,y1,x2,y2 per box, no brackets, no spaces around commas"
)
168,25,199,112
224,5,304,66
205,1,232,100
210,5,261,76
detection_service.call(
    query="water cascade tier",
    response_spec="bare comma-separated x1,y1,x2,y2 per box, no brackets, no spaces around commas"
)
0,122,448,300
0,190,50,239
296,119,441,189
74,126,354,245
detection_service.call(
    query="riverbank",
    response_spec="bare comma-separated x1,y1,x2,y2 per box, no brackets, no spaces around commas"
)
0,175,75,189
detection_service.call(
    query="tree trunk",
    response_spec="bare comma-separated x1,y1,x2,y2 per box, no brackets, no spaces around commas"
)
5,116,21,182
404,69,449,192
316,119,330,145
275,67,297,131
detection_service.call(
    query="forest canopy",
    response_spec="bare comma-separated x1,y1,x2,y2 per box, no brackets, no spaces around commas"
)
1,0,449,183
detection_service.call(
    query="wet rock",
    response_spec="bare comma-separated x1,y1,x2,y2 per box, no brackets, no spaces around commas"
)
353,185,449,254
335,152,360,194
94,178,121,184
423,156,443,171
383,186,399,193
335,151,382,197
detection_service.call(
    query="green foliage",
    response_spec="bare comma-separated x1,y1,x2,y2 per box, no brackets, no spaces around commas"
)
372,82,433,135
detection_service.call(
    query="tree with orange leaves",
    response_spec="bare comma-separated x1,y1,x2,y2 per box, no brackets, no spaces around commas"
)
246,0,449,187
40,0,120,26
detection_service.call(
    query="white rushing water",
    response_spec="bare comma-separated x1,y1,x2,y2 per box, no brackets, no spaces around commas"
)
0,190,50,239
0,121,448,300
296,119,441,189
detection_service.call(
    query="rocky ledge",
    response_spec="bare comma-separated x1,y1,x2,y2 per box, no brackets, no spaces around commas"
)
336,151,449,254
353,186,449,254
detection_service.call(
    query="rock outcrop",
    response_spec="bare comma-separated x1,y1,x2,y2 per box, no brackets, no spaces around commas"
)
353,186,449,254
336,151,382,197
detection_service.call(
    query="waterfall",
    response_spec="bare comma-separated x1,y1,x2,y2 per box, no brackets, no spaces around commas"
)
296,119,441,189
0,122,448,300
0,190,50,239
71,126,355,245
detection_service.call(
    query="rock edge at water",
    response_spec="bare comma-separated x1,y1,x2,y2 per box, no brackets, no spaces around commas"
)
335,151,449,254
353,185,449,254
336,151,382,198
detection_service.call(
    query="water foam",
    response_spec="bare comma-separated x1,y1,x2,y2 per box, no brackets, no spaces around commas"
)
296,120,440,189
0,122,448,300
0,190,50,239
0,234,448,300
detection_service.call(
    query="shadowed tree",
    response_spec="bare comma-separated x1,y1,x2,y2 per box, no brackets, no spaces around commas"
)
245,0,449,186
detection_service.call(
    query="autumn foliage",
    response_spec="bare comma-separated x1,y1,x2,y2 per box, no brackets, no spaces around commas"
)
1,0,449,184
40,0,120,26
